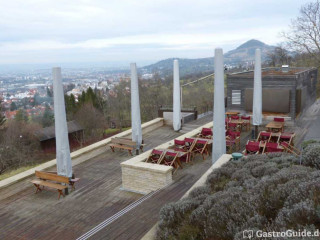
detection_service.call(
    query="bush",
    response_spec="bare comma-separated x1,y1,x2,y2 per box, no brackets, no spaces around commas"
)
156,144,320,240
301,144,320,169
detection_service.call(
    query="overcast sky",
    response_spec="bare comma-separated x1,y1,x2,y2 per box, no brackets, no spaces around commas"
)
0,0,309,66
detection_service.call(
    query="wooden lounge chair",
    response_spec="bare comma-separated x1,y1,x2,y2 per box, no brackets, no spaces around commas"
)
278,133,295,146
184,137,195,150
243,140,260,155
228,122,240,132
262,142,284,154
190,138,209,160
226,130,241,150
269,133,280,143
256,131,272,143
146,149,165,164
231,115,239,120
280,142,301,156
226,137,237,154
174,139,187,151
160,151,182,172
198,128,213,139
241,116,251,131
173,139,190,162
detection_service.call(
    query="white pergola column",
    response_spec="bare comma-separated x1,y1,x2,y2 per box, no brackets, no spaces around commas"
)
173,59,181,131
130,63,142,147
52,67,72,178
253,49,262,130
212,48,226,163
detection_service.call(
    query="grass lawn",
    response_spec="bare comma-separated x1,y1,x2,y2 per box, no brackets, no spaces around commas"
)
0,163,40,181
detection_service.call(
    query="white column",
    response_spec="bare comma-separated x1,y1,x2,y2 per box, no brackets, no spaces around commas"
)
53,67,72,178
212,48,226,163
173,59,181,131
253,49,262,126
130,63,142,147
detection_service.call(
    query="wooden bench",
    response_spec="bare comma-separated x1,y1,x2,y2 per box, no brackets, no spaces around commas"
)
31,171,71,199
114,137,145,152
109,138,144,156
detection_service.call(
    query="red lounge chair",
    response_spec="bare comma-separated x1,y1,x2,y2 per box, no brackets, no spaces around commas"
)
160,151,183,173
226,137,237,153
241,116,251,131
184,137,195,150
146,149,165,164
173,139,190,162
257,131,272,143
269,134,280,143
243,140,260,155
174,139,186,151
231,115,239,120
184,137,196,161
278,133,294,146
190,138,209,160
226,130,240,150
198,128,213,139
274,117,285,122
161,151,178,166
263,142,284,154
228,122,239,132
280,142,301,156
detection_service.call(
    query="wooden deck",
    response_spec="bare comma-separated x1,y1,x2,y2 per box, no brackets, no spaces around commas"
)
1,110,287,240
0,117,217,240
0,125,183,240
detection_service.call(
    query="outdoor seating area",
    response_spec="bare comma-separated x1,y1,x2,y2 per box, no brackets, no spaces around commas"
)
225,112,252,153
146,136,211,173
243,131,301,156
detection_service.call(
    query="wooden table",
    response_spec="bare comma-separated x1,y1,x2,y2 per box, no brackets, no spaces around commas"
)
266,121,284,132
225,111,240,118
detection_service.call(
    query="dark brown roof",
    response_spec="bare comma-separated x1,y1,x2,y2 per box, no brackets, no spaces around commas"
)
228,67,315,78
34,120,84,141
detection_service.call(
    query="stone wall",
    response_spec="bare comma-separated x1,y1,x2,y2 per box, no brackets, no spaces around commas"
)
121,122,213,194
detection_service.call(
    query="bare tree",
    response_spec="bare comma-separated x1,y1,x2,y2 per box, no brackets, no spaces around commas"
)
74,103,108,142
266,44,291,66
283,1,320,67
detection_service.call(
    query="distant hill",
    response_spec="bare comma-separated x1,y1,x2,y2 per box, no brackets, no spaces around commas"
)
224,39,275,65
140,39,275,78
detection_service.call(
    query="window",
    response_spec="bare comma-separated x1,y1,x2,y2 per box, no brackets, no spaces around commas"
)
232,90,241,105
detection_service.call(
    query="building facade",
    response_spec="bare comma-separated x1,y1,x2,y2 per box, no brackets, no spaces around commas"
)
226,67,318,119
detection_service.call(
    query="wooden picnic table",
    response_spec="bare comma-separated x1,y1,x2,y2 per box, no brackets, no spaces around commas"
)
266,121,284,132
225,111,240,118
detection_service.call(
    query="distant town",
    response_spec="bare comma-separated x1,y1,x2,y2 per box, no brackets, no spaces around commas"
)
0,68,144,120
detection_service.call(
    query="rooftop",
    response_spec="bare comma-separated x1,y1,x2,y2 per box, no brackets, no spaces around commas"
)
228,67,316,78
34,120,84,142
